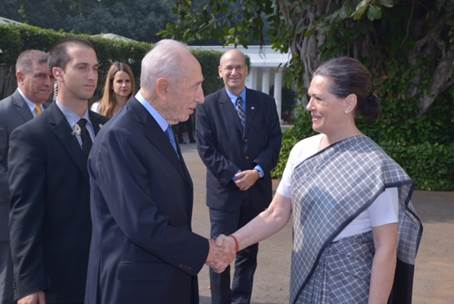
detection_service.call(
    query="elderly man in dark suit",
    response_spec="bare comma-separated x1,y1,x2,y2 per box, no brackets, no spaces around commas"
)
0,49,52,304
8,39,107,304
196,49,282,304
84,39,234,304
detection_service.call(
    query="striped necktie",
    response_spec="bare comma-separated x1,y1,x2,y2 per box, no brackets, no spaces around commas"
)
235,96,246,130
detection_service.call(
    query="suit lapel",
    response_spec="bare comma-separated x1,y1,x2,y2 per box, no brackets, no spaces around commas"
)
12,91,34,123
129,99,192,186
46,103,88,174
244,88,259,135
175,143,193,188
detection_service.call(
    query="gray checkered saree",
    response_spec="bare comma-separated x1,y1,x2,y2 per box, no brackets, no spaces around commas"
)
289,135,422,304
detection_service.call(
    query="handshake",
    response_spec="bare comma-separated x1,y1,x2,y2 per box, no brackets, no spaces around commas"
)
206,234,239,273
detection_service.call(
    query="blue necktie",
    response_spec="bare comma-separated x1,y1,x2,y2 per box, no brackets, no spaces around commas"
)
165,126,178,155
235,96,246,131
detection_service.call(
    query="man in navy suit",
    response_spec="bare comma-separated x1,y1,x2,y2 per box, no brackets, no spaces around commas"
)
0,50,52,304
196,49,282,304
8,39,107,304
84,39,234,304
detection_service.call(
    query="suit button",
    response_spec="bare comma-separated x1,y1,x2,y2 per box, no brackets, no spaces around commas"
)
244,138,248,143
245,156,249,160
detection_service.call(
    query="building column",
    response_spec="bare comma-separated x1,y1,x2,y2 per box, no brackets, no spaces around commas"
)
261,68,271,94
247,67,258,90
273,68,283,122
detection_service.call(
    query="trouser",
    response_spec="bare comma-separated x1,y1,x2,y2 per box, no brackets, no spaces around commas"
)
0,241,13,304
209,201,261,304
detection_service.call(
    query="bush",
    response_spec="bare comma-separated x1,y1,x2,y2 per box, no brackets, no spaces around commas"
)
382,142,454,191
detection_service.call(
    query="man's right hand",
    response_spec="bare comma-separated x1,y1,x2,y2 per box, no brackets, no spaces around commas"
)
18,291,46,304
205,235,236,273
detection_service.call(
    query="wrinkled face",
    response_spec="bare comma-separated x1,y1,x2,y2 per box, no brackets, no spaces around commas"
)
17,61,52,103
218,50,248,94
306,75,350,135
112,70,132,98
165,55,204,124
54,45,99,102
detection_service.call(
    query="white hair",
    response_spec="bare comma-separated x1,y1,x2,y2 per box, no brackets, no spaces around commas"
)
140,39,189,95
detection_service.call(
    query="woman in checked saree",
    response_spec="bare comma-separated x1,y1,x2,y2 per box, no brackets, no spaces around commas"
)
222,57,422,304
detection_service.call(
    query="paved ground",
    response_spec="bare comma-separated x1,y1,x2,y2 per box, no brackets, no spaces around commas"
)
180,143,454,304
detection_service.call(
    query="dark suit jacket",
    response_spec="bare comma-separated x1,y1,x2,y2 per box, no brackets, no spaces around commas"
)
84,98,209,304
0,90,35,241
8,102,107,302
196,88,282,212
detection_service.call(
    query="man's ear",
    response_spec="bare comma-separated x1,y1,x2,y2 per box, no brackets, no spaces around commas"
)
156,78,169,99
52,67,64,82
218,65,223,79
344,93,358,114
16,71,25,84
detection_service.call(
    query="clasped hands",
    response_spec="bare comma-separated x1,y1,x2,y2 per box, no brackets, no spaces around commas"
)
206,234,237,273
234,169,260,191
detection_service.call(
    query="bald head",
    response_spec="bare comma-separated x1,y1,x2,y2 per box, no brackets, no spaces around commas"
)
220,49,247,66
218,49,248,96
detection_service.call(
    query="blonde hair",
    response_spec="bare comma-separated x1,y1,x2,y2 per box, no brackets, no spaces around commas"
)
98,62,135,118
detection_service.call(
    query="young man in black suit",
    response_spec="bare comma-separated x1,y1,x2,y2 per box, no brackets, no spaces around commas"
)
0,50,52,304
8,39,107,304
196,49,282,304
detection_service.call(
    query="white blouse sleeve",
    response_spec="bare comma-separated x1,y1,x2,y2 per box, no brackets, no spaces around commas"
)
90,102,100,113
368,187,399,227
276,135,323,199
275,145,297,198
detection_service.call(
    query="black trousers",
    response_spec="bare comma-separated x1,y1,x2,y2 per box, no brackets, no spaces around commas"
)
209,198,261,304
0,241,13,304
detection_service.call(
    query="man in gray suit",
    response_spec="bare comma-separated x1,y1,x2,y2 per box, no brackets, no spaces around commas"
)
0,50,52,304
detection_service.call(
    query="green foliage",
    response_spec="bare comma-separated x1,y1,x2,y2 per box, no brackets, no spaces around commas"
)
382,142,454,191
161,0,273,45
0,24,222,99
192,50,224,94
0,0,175,42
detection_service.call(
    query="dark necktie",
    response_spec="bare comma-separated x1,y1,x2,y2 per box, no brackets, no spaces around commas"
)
77,118,93,157
235,96,246,130
165,126,179,156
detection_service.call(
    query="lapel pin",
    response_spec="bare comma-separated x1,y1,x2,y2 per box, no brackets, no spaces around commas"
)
250,106,255,110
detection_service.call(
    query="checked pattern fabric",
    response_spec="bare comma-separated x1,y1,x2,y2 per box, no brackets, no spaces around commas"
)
298,232,374,304
289,135,422,304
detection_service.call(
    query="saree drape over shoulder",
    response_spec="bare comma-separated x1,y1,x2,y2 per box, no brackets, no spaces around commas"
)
289,135,422,304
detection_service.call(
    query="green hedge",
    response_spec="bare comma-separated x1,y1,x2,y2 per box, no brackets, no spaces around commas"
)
0,23,223,99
